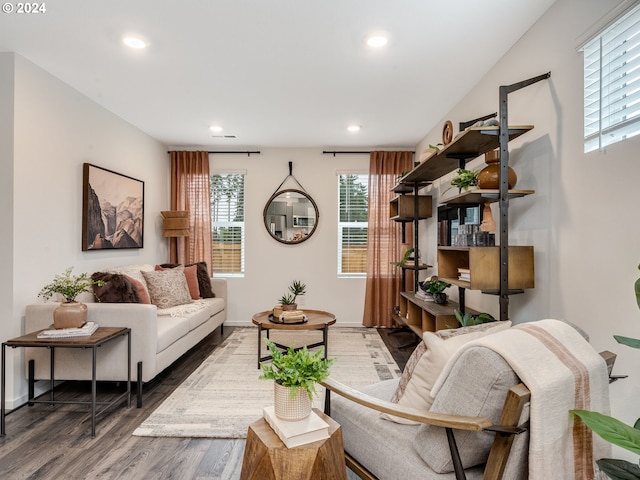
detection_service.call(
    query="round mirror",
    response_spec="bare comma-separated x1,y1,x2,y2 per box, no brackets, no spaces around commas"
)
263,189,319,244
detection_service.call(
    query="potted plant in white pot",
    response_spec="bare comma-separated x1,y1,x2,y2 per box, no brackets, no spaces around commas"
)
260,339,334,421
38,267,104,329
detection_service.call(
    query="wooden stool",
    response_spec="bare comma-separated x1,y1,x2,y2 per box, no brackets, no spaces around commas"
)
240,408,347,480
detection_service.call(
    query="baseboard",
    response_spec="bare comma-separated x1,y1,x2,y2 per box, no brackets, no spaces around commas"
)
224,320,366,329
5,380,57,410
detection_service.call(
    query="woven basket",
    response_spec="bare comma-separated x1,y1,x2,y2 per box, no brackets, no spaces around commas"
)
274,382,312,421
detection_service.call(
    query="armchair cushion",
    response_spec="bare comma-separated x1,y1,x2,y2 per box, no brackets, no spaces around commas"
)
330,379,487,480
384,321,511,424
413,346,520,473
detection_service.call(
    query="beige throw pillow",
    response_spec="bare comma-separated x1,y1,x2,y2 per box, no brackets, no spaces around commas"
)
142,266,193,309
382,321,511,424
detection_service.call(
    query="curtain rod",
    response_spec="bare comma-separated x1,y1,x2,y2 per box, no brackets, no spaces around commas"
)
167,150,261,156
322,150,415,157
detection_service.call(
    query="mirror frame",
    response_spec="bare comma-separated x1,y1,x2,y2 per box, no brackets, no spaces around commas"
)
263,189,319,244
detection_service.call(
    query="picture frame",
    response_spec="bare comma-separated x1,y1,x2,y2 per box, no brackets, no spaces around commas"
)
82,163,144,251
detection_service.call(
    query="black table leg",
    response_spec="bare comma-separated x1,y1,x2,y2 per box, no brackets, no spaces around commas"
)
1,343,6,436
91,345,97,437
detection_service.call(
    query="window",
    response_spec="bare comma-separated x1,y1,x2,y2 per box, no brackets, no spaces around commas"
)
210,172,245,276
583,3,640,152
338,173,368,276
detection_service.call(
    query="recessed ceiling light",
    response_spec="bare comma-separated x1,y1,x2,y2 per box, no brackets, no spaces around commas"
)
366,35,388,48
347,125,362,132
209,125,224,133
122,36,148,49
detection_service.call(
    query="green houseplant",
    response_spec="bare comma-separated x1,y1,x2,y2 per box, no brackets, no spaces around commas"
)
260,339,334,420
454,309,497,327
450,168,480,191
38,267,105,329
571,263,640,479
277,280,307,311
421,276,451,304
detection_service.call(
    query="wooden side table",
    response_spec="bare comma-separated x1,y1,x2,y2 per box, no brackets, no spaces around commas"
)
1,327,131,437
240,408,347,480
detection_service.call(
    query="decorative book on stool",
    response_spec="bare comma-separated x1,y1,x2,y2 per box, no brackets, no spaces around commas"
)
262,406,330,448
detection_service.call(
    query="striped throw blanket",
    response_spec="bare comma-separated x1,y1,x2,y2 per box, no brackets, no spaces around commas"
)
432,319,611,480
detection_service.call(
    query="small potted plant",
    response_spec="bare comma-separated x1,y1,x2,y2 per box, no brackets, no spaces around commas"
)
260,339,334,420
454,309,496,327
38,267,105,328
423,276,451,304
277,280,306,311
443,168,480,196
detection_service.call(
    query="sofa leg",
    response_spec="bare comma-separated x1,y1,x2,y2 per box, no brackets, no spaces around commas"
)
136,361,143,408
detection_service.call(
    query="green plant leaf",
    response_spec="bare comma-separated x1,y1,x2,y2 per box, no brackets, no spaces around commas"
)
635,264,640,310
614,336,640,350
596,458,640,480
571,410,640,455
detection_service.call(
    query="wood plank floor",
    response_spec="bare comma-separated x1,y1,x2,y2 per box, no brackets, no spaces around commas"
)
0,326,416,480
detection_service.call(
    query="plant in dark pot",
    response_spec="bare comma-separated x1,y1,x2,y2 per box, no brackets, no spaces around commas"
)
571,263,640,480
38,267,105,329
260,339,334,421
424,276,451,304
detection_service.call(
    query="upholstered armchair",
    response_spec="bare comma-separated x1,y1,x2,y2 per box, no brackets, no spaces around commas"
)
323,319,611,480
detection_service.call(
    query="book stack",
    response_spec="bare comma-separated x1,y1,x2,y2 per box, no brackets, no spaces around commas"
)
458,268,471,282
263,406,330,448
37,322,99,339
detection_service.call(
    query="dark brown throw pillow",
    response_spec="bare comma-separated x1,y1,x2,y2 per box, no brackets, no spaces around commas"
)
159,262,215,298
91,272,141,303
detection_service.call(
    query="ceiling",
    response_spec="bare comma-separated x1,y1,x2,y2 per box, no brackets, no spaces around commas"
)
0,1,556,149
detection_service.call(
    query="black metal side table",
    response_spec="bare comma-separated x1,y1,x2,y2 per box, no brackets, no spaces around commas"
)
1,326,131,437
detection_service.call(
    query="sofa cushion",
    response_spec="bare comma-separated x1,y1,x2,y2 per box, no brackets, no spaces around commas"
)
156,315,191,353
156,264,200,300
383,321,511,424
91,272,140,303
414,346,520,473
105,263,154,298
159,262,215,298
124,275,151,304
142,266,193,309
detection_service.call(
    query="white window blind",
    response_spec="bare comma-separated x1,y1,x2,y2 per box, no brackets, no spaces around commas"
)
583,3,640,152
338,173,368,276
210,173,245,276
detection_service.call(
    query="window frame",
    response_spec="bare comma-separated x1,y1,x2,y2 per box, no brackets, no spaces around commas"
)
582,2,640,153
337,172,369,278
210,170,246,278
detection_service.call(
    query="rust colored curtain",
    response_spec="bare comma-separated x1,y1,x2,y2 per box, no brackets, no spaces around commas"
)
363,151,414,327
169,151,213,272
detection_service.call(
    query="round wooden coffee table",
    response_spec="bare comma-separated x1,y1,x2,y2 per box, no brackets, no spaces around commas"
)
252,310,336,369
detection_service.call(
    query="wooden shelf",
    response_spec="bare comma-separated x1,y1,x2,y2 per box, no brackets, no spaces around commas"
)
395,292,479,335
401,126,534,183
439,189,535,206
389,195,432,221
437,246,535,290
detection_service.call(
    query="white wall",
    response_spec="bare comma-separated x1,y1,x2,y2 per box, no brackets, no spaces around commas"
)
210,149,369,328
3,54,169,406
415,0,640,458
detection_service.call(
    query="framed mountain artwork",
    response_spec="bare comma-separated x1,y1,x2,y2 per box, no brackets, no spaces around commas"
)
82,163,144,251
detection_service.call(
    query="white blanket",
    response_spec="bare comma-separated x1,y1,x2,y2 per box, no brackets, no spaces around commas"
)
432,319,611,480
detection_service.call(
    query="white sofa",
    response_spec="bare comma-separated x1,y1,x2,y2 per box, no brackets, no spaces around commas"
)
24,267,226,407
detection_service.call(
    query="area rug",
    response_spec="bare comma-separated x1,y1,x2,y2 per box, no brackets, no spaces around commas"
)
133,327,401,438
